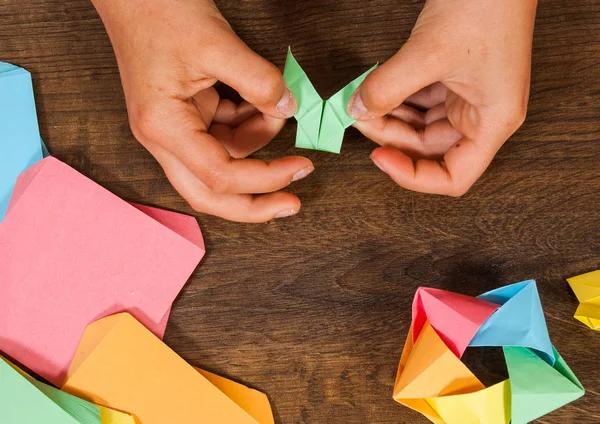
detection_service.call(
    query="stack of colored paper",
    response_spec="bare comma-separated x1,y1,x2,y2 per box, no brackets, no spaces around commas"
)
0,156,206,386
0,60,274,424
394,281,585,424
567,270,600,330
62,313,275,424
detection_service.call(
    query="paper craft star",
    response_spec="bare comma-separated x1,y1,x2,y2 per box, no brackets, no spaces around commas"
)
283,48,377,154
393,281,585,424
469,280,555,365
567,270,600,330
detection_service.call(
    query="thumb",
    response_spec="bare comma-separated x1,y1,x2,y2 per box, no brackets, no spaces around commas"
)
347,41,441,120
207,32,297,119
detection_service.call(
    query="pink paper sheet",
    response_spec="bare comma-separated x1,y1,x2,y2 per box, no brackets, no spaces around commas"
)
0,157,205,386
412,287,499,357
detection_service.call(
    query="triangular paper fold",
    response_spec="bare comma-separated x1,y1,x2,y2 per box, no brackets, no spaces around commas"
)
0,356,134,424
63,313,274,424
283,48,377,154
394,322,484,400
567,270,600,331
0,62,43,222
504,346,584,423
469,280,555,365
0,157,205,386
412,287,499,357
427,380,511,424
567,270,600,303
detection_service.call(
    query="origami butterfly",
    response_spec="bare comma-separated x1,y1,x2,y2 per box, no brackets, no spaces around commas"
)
283,48,377,154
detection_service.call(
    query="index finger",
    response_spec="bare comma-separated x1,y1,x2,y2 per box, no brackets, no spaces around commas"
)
370,137,500,196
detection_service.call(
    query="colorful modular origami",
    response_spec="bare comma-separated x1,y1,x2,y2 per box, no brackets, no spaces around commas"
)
394,281,585,424
283,48,377,154
567,270,600,331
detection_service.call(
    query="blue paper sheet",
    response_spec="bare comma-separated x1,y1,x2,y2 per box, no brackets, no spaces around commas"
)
469,280,555,365
0,62,44,222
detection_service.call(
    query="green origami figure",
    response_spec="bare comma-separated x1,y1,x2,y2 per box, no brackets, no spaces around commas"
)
283,48,377,154
504,346,585,423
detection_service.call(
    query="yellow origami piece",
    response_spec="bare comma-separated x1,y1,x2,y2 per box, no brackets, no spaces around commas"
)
567,270,600,330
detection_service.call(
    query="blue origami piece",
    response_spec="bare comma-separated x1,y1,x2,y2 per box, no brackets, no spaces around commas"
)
469,280,555,365
0,62,44,223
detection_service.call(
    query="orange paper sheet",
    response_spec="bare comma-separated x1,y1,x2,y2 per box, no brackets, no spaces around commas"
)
63,313,274,424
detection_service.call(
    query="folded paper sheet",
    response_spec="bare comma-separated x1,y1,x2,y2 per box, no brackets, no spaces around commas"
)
393,282,585,424
567,270,600,330
63,313,275,424
0,156,205,386
0,356,134,424
283,48,377,154
504,346,584,423
0,62,44,222
412,287,499,357
469,280,555,365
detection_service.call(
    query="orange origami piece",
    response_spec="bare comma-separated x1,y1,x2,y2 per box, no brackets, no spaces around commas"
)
62,313,274,424
394,322,485,423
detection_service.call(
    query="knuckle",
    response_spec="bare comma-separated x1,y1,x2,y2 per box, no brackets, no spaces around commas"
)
130,105,166,143
447,181,472,197
188,198,207,214
499,95,529,131
202,167,230,194
510,100,528,128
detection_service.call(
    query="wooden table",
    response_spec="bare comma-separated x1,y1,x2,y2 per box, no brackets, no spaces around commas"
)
2,0,600,422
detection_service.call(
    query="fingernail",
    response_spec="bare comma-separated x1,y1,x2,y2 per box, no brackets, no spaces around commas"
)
276,85,298,118
347,90,368,120
291,165,315,182
275,208,298,219
370,154,387,173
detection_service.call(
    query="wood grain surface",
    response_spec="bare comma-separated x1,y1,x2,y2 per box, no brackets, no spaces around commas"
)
2,0,600,423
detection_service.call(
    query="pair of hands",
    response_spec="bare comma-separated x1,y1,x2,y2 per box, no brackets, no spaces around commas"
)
91,0,538,222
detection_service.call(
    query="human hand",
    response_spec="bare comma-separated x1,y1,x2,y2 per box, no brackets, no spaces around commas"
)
347,0,538,196
91,0,314,222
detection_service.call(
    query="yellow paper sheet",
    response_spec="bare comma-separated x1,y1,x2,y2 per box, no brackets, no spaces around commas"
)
427,380,511,424
99,406,135,424
63,313,274,424
567,270,600,330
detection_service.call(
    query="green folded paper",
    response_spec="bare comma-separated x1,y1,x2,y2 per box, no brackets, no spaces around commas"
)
504,346,585,423
283,48,377,154
0,356,134,424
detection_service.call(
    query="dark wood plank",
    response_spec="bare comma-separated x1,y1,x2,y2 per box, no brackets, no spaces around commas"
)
1,0,600,422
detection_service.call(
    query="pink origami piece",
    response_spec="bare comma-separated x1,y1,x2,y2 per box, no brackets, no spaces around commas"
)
0,157,205,386
412,287,499,357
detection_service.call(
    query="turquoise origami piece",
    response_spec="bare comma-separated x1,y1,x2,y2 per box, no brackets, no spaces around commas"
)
469,280,555,365
283,48,377,154
0,62,44,223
